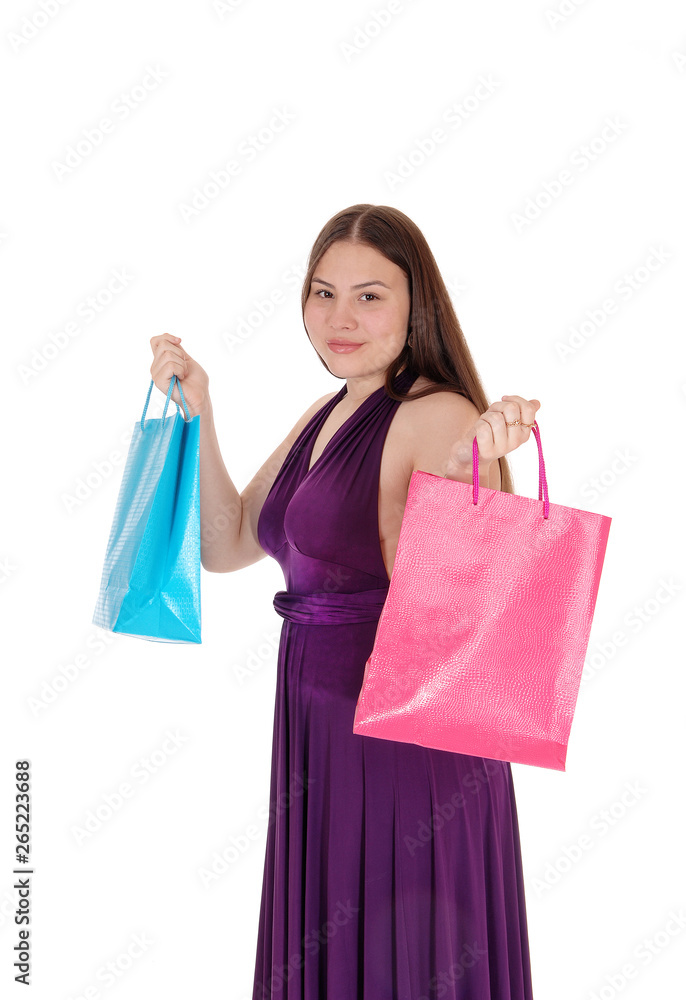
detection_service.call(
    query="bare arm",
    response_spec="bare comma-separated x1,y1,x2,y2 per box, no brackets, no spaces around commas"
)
199,390,337,573
149,333,339,574
407,391,500,488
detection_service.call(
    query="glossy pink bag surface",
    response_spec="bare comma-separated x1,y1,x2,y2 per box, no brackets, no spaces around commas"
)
352,422,612,771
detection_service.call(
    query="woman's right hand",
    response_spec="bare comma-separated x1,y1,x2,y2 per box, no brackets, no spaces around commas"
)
149,333,210,418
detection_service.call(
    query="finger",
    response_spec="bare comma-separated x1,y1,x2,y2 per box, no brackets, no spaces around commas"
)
486,400,531,430
150,332,182,351
154,345,187,367
150,362,187,391
479,412,508,454
501,394,541,411
500,395,540,427
481,410,530,453
151,347,188,382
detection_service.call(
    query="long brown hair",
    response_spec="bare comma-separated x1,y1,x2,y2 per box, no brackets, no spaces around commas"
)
300,203,514,495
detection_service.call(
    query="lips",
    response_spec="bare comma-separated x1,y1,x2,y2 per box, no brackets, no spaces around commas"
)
327,340,362,346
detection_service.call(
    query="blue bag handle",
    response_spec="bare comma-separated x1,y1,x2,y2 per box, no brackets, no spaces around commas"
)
140,375,191,431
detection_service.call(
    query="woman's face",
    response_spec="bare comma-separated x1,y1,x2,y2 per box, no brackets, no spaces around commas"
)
303,241,411,378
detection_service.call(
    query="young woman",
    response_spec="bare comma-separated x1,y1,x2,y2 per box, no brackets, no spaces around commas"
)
150,204,540,999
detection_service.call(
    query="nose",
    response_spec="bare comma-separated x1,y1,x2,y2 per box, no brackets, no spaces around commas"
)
329,298,357,331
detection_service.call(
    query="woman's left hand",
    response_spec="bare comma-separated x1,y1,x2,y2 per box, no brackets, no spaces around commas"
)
447,394,541,472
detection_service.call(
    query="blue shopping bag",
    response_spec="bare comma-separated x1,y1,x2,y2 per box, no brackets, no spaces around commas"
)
92,375,202,643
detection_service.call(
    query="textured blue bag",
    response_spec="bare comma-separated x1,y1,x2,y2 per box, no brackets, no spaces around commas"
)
92,375,202,643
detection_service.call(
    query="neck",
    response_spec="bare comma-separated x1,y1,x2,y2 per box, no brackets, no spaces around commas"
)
344,364,408,401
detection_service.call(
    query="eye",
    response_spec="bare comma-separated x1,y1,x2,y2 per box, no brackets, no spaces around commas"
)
312,288,380,301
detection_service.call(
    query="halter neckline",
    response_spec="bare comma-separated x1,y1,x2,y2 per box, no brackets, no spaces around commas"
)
305,367,417,480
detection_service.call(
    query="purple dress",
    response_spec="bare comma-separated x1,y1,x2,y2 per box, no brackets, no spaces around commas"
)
253,366,534,999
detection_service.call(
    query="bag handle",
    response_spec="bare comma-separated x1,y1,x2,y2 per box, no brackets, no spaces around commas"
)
140,375,191,431
472,421,550,519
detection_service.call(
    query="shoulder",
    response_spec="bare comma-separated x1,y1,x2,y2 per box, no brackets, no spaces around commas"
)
307,389,339,420
299,388,338,425
396,376,483,475
398,376,481,431
273,389,339,457
285,389,338,442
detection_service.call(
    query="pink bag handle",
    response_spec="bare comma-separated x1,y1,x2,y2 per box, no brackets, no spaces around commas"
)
472,421,550,519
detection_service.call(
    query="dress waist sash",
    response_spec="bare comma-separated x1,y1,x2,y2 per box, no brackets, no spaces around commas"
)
272,588,389,625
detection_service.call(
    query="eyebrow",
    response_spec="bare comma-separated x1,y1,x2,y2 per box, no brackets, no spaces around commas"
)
311,277,391,290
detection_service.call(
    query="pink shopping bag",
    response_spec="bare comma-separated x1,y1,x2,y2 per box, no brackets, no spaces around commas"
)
352,422,612,770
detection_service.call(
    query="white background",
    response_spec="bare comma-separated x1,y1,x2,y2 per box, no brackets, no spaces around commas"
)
2,1,685,998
